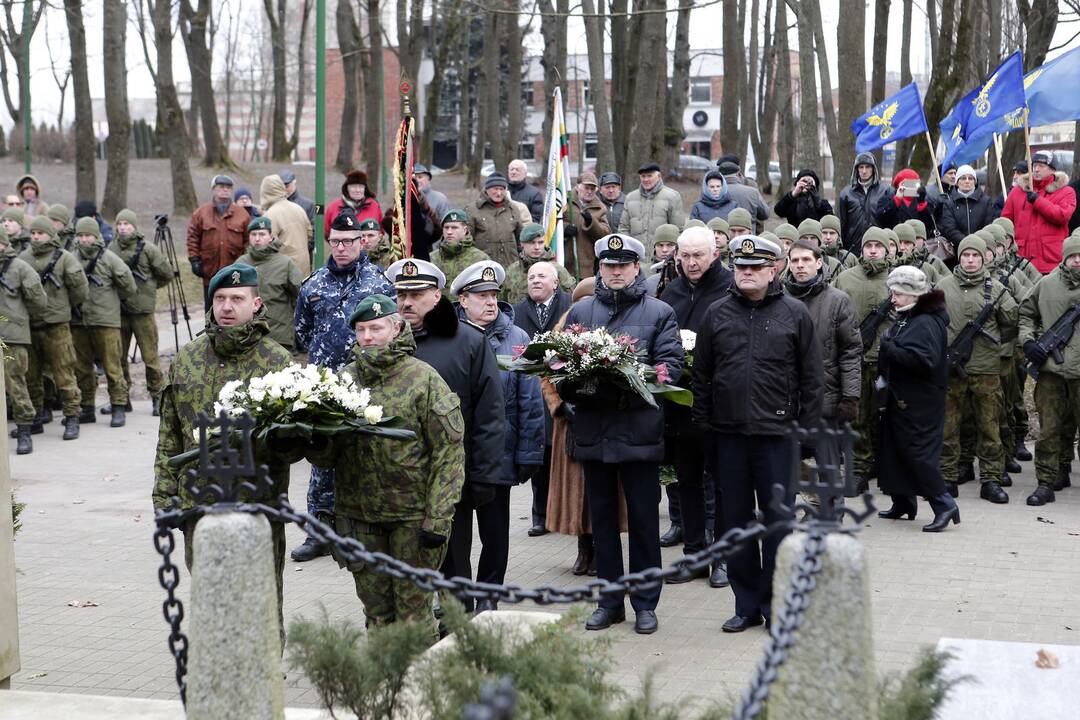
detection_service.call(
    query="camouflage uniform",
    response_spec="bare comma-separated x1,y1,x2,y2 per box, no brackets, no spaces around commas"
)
366,233,395,271
112,230,173,399
236,238,303,349
430,237,490,298
499,250,576,305
20,237,88,417
294,256,394,516
152,309,293,633
938,262,1018,486
833,255,891,479
308,326,465,628
0,243,48,424
990,255,1032,459
71,235,137,408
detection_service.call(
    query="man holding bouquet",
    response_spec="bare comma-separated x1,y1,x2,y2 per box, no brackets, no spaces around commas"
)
562,233,684,635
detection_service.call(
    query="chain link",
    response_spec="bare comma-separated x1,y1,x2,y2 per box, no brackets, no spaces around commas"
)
153,523,193,705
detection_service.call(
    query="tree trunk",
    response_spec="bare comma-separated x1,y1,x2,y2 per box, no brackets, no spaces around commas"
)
741,0,761,184
835,0,866,188
774,0,794,186
1000,0,1059,172
793,0,820,172
504,0,524,162
420,2,458,166
910,0,963,172
363,0,384,194
180,0,232,168
64,0,96,202
396,0,425,119
626,0,666,175
894,0,916,167
148,0,197,213
609,0,633,177
750,0,778,194
662,0,693,173
581,0,614,173
721,0,743,153
335,0,360,172
102,0,130,216
285,0,314,158
481,14,505,171
263,0,289,162
456,21,473,176
808,0,841,190
0,1,45,129
870,0,890,169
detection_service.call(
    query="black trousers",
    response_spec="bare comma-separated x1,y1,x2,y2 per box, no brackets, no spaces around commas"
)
714,434,794,620
583,460,662,612
674,439,720,553
531,446,552,528
440,485,511,611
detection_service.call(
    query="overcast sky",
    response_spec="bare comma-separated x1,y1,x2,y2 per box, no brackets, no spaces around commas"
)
12,1,1079,130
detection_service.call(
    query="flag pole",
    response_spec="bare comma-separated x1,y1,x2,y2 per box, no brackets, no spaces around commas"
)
924,131,943,189
1023,113,1033,189
993,133,1008,195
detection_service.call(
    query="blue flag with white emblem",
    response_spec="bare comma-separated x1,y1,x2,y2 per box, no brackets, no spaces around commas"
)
851,83,928,153
938,50,1026,168
1027,46,1080,126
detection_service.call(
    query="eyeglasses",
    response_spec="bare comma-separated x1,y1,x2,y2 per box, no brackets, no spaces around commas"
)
328,238,359,248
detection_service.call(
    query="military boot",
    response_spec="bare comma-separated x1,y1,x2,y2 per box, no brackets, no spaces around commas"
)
1026,484,1056,506
100,401,133,415
15,425,33,455
152,396,161,417
34,409,53,425
10,422,43,438
999,473,1013,487
62,416,80,440
79,406,97,424
957,462,975,485
110,404,126,428
1053,467,1072,491
979,481,1009,504
1014,443,1033,462
1005,456,1022,474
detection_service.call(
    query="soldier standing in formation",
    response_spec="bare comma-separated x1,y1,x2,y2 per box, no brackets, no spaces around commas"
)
2,208,29,253
0,225,47,452
236,216,303,353
430,209,490,294
46,205,74,251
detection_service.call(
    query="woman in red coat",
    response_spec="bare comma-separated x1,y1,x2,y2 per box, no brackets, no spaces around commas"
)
1002,152,1076,274
323,170,382,237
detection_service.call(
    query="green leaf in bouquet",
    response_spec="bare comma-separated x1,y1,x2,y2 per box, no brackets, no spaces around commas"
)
647,383,693,407
166,437,223,469
616,364,659,408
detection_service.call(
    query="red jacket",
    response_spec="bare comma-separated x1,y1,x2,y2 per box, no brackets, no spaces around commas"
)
185,202,249,286
1002,171,1076,273
324,196,382,236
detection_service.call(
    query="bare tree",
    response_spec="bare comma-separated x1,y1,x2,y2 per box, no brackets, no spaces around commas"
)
539,0,567,179
419,1,464,166
721,0,744,153
805,0,841,188
481,13,504,170
791,0,820,171
503,0,524,164
749,0,780,193
609,0,635,176
102,0,131,216
286,0,314,157
869,0,890,168
626,0,666,174
893,0,916,167
396,0,425,115
581,0,613,172
662,0,693,172
42,13,71,131
363,0,384,193
220,0,243,146
835,0,866,188
180,0,233,167
0,0,46,129
911,0,972,172
336,0,361,172
64,0,95,201
774,0,795,186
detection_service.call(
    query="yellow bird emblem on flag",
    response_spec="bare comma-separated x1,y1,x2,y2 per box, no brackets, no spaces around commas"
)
973,72,998,118
866,101,899,140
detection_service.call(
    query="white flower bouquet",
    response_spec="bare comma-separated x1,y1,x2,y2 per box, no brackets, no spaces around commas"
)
168,363,414,468
680,329,696,368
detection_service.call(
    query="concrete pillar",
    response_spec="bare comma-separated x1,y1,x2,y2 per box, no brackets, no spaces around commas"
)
0,353,22,686
768,532,877,720
187,513,283,720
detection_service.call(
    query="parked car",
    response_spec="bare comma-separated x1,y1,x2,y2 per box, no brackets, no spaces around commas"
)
669,154,713,181
746,162,782,187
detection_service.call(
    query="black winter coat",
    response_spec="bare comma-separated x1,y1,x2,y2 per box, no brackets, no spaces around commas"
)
512,290,573,339
509,180,545,223
413,296,506,486
563,273,684,463
875,194,936,230
876,290,949,498
938,189,999,246
773,170,833,226
692,281,823,436
836,155,892,251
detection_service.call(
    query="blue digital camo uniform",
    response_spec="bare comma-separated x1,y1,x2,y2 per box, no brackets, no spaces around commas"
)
294,254,395,515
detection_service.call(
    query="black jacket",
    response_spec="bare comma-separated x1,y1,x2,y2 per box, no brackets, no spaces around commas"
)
877,290,949,498
509,180,545,223
512,289,573,339
875,193,936,230
836,153,892,251
692,281,823,436
563,274,684,463
938,188,999,246
773,170,833,226
413,296,505,486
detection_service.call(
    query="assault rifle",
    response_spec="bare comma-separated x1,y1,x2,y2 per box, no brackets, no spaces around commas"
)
946,258,1021,378
859,297,893,351
1025,302,1080,379
40,248,63,289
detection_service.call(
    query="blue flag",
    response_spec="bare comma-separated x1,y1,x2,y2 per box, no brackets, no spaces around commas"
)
851,83,929,153
1026,45,1080,127
938,88,996,168
938,50,1027,168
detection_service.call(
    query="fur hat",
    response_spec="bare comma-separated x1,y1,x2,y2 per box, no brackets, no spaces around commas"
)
887,265,929,295
341,170,372,198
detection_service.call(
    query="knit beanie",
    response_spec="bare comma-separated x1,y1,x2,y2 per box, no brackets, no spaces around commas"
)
654,224,680,246
957,234,987,257
983,223,1007,248
1063,234,1080,262
886,265,929,296
47,204,71,226
797,218,822,241
727,208,753,230
775,223,799,243
993,217,1015,238
683,218,707,229
883,228,899,251
820,214,841,234
861,227,886,248
906,218,927,239
760,231,780,245
893,223,916,245
2,207,25,225
0,224,8,244
29,216,56,239
707,217,730,235
115,208,139,230
74,216,101,239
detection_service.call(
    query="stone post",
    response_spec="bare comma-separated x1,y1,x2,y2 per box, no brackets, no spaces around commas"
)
768,532,877,720
187,512,283,719
0,353,21,687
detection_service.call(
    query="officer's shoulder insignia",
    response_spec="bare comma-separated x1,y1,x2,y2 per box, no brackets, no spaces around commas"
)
403,261,418,276
481,266,496,282
609,235,623,250
741,238,756,255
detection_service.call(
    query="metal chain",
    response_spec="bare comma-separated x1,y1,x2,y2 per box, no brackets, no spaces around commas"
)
153,523,193,705
731,530,828,720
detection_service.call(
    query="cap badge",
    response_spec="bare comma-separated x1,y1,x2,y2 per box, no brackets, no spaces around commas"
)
402,261,418,276
230,270,241,284
609,235,624,250
372,302,382,316
481,266,496,282
740,238,756,255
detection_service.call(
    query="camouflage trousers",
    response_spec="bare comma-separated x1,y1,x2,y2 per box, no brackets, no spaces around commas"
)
307,466,335,516
71,326,129,407
1033,373,1080,487
999,356,1023,454
4,344,35,424
853,362,879,478
334,515,446,634
28,323,81,417
942,373,1004,483
183,516,287,649
121,312,165,398
1012,349,1030,446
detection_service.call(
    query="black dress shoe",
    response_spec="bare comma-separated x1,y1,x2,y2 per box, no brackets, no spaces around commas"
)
878,496,917,520
659,524,683,548
634,610,658,634
999,473,1013,487
585,607,625,630
709,561,729,588
980,481,1009,504
1014,444,1033,461
527,525,549,537
1005,457,1022,474
721,614,764,633
957,462,975,485
474,598,497,613
1026,485,1056,506
665,565,709,584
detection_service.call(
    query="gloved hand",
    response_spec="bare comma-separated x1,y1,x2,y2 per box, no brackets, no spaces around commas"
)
580,208,592,225
1024,340,1049,366
516,464,542,484
835,397,859,425
189,257,204,278
916,185,927,201
1027,191,1039,204
419,530,447,549
467,483,497,507
563,222,577,239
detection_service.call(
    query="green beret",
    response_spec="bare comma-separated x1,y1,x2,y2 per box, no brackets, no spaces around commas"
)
2,207,24,225
520,222,544,243
774,223,799,242
957,234,987,257
727,208,753,230
115,208,138,230
30,215,56,239
993,217,1015,238
707,217,729,235
207,262,259,298
893,223,915,244
906,218,927,239
358,218,380,232
797,218,822,240
442,208,469,225
682,219,707,230
820,214,841,234
1063,234,1080,262
247,215,273,233
654,224,680,245
74,216,100,238
349,293,396,325
47,204,71,225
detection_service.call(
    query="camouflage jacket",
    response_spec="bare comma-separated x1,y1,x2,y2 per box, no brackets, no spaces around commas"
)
430,238,490,298
58,228,76,253
1019,264,1080,379
0,245,47,345
307,326,465,533
73,237,137,329
833,258,891,362
938,267,1018,375
152,310,293,511
294,254,394,369
237,239,303,349
113,232,173,314
367,234,395,271
20,238,89,327
499,251,576,305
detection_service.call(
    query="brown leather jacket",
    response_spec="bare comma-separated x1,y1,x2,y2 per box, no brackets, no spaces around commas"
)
185,202,249,286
